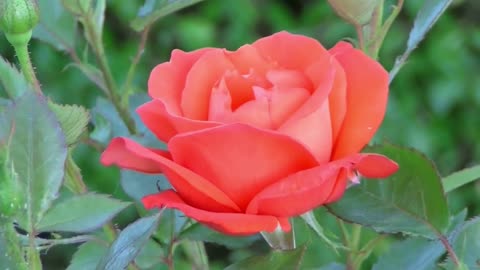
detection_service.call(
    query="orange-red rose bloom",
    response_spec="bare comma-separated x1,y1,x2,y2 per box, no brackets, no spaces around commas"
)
101,32,398,235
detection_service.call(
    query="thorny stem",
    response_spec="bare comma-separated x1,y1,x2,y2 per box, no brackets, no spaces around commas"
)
14,44,42,94
83,16,137,134
439,234,460,267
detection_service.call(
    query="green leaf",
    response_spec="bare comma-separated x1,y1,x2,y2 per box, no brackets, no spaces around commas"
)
407,0,453,51
301,211,344,253
48,102,90,146
96,212,162,270
135,239,164,269
328,143,449,238
0,92,67,232
67,241,108,270
445,217,480,269
37,193,131,233
179,222,258,249
373,209,467,270
90,113,112,144
64,152,86,194
67,62,107,93
0,223,28,270
225,245,306,270
91,97,128,142
121,171,169,202
91,94,159,143
0,56,29,98
154,209,187,244
390,0,453,82
131,0,205,31
375,238,440,270
33,0,76,51
443,165,480,193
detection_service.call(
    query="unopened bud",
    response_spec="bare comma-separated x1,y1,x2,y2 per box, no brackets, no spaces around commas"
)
327,0,380,26
0,0,39,35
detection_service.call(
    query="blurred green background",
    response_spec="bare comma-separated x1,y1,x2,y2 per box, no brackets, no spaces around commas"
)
1,0,479,269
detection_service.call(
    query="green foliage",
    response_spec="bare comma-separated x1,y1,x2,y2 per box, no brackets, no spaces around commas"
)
131,0,205,31
121,170,169,202
179,222,258,249
0,223,27,270
328,143,450,238
32,0,76,51
0,56,29,98
0,0,479,269
48,101,90,146
445,217,480,269
443,165,480,193
96,212,162,270
390,0,454,82
225,245,306,270
37,193,131,233
372,209,467,270
134,239,164,269
0,92,67,232
67,241,108,270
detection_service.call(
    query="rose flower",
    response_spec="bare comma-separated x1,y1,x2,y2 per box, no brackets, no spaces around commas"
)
101,32,398,235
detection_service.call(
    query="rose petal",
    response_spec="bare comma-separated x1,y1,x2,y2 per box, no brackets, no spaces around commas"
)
142,190,291,236
325,169,349,203
168,123,318,210
278,100,332,163
355,153,399,178
137,100,220,143
223,71,256,110
148,48,214,115
329,42,389,159
278,64,336,162
252,31,330,70
265,86,310,128
327,60,347,142
245,153,398,217
207,79,274,128
181,49,235,120
226,44,271,75
101,137,240,212
266,70,312,90
231,95,274,129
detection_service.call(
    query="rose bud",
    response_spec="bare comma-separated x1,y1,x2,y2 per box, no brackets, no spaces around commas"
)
327,0,380,26
0,0,39,49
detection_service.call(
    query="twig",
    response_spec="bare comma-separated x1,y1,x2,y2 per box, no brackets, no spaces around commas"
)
123,26,151,101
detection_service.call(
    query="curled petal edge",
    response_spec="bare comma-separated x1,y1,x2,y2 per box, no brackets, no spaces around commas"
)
246,153,398,217
142,190,291,236
100,137,241,213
